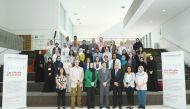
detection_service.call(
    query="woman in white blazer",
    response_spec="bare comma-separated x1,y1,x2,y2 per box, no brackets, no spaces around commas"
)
123,66,135,109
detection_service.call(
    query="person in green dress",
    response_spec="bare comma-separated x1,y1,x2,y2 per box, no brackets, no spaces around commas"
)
85,62,98,109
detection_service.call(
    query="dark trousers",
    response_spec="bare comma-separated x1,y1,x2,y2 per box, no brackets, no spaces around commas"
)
113,86,122,107
86,87,95,108
149,74,158,91
35,68,44,82
43,74,54,92
126,87,134,105
57,89,66,107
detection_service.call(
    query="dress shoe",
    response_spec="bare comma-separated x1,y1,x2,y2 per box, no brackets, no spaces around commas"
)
105,106,110,109
99,106,103,109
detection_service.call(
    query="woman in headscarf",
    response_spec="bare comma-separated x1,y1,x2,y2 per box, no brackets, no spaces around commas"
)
85,49,93,62
85,62,98,109
34,50,45,82
53,56,63,76
138,57,147,72
133,38,143,53
43,57,54,92
147,55,158,91
120,49,128,69
135,66,148,109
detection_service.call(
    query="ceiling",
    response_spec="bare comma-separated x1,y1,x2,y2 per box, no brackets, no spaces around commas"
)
124,0,190,36
61,0,133,26
61,0,190,39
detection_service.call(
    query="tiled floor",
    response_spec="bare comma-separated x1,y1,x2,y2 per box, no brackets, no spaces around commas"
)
22,105,190,109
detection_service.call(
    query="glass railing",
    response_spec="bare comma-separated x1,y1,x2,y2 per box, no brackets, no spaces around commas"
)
0,29,23,50
160,37,190,65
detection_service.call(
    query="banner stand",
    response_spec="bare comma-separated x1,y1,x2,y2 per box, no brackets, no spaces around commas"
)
161,51,186,109
2,54,28,109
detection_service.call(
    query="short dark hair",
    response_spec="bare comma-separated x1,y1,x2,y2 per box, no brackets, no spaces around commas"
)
48,57,52,61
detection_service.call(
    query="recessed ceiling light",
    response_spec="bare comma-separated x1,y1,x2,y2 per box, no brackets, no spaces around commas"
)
76,19,80,20
162,9,166,12
121,6,125,9
74,13,78,15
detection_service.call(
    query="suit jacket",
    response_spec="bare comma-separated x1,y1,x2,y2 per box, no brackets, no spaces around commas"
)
109,59,121,69
98,68,111,87
111,69,123,87
70,66,84,88
53,61,63,76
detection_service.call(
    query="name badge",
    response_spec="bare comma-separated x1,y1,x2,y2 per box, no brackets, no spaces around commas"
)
48,73,51,76
48,68,51,71
150,71,153,74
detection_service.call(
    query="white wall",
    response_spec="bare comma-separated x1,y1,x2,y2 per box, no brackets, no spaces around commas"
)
152,7,190,51
0,0,74,51
74,22,139,42
151,26,162,48
151,7,190,65
161,7,190,51
65,13,73,37
0,0,9,30
8,0,59,37
74,24,110,40
8,0,59,50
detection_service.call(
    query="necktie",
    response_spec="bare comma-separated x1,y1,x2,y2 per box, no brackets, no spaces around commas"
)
115,69,118,76
113,60,115,69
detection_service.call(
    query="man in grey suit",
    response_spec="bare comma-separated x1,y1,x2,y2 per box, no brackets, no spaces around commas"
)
98,61,111,109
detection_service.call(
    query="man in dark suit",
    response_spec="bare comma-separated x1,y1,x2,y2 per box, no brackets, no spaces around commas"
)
111,63,123,109
99,62,111,109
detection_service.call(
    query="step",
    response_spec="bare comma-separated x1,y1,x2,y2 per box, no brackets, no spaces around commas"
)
0,91,189,106
28,73,35,81
0,82,44,92
0,80,190,92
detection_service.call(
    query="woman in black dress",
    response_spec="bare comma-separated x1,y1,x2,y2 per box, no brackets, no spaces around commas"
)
34,50,45,82
147,55,158,91
133,38,143,53
43,57,54,92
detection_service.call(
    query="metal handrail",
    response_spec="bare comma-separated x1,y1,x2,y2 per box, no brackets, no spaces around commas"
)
161,37,190,53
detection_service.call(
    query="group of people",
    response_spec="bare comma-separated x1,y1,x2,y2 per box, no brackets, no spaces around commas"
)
34,36,158,109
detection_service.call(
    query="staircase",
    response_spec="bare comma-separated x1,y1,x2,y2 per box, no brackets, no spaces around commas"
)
0,49,190,107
